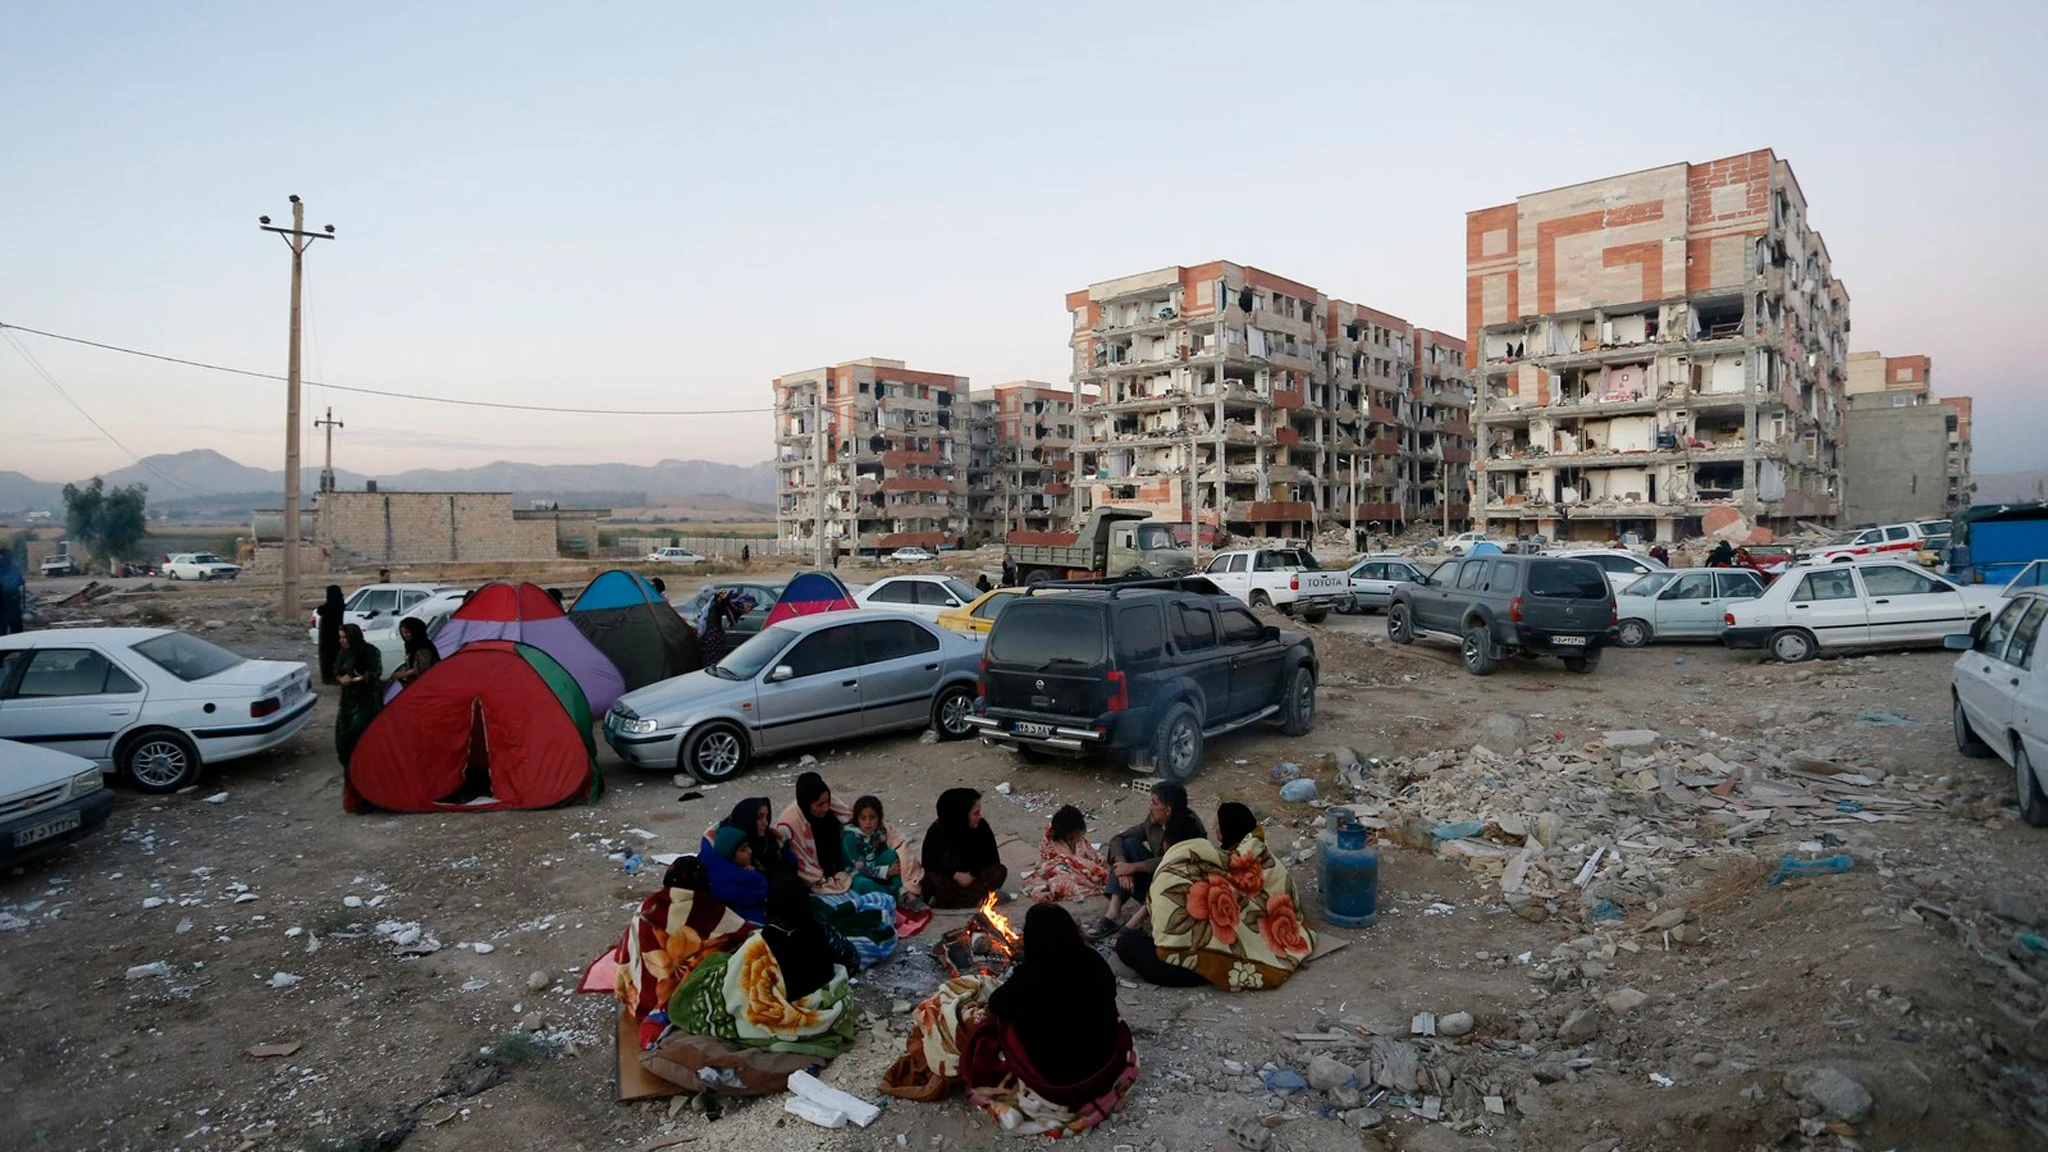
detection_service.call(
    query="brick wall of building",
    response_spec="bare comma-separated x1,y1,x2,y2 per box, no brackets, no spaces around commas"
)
315,492,577,565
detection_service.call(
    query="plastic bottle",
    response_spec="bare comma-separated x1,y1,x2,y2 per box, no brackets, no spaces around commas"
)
1317,807,1379,928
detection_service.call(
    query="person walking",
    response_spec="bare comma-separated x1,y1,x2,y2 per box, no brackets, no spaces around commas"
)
332,623,383,768
1001,553,1018,587
740,544,751,566
316,585,345,684
0,548,25,636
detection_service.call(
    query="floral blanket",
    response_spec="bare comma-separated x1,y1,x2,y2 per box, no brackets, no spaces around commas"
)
774,800,924,896
668,933,855,1057
964,1017,1139,1139
1022,831,1108,905
877,975,994,1102
612,886,754,1024
810,889,898,968
1146,832,1315,990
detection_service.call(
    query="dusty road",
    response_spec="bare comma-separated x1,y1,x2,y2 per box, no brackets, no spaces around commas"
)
2,573,2043,1151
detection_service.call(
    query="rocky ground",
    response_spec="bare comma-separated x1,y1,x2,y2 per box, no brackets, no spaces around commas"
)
3,568,2045,1152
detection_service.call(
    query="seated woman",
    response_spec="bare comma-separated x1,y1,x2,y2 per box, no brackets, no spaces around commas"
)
643,874,860,1096
1141,801,1315,991
1023,805,1108,905
608,857,755,1044
880,905,1138,1137
700,798,785,923
921,787,1009,908
1111,813,1212,988
776,772,901,967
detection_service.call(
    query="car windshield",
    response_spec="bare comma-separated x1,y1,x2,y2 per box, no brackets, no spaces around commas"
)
1623,571,1674,597
988,602,1106,669
942,578,978,603
191,553,224,564
1135,524,1178,549
710,625,794,680
130,632,246,681
1822,532,1863,546
1527,559,1610,599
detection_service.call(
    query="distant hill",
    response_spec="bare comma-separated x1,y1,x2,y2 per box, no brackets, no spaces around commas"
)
1975,470,2048,505
0,471,64,513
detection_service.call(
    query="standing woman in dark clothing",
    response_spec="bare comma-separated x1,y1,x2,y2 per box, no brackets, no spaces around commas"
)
698,590,736,666
332,623,383,767
316,585,346,684
920,787,1008,907
389,616,440,689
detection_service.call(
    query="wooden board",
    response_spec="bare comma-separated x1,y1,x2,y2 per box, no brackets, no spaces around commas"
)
616,1007,684,1103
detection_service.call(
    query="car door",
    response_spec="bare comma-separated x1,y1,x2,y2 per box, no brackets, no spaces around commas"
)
911,581,966,623
1784,567,1869,649
1347,561,1381,605
1167,601,1231,720
1957,598,2031,745
1654,571,1720,637
1220,604,1284,719
854,618,944,731
1860,564,1969,645
751,623,863,752
1407,560,1458,631
0,645,147,763
349,588,400,628
1713,570,1764,635
2007,602,2048,769
1203,554,1248,603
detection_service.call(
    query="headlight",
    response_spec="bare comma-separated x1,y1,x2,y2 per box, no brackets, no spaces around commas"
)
71,769,103,796
616,716,659,735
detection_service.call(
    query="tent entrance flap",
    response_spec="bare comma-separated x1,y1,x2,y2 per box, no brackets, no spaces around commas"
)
439,699,497,806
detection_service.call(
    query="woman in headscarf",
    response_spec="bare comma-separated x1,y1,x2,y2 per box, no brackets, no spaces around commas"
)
698,589,738,666
316,585,345,684
606,855,751,1042
920,787,1008,909
388,616,440,690
699,798,782,923
332,623,382,767
1141,801,1315,991
1216,801,1258,853
778,773,900,967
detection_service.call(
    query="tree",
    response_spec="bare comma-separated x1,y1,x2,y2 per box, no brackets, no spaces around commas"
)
62,478,149,566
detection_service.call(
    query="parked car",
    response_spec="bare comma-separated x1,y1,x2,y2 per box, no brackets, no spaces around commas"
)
306,583,457,644
604,610,982,782
38,554,79,578
1998,561,2048,597
1388,554,1616,675
1200,548,1348,622
1803,521,1930,564
1339,555,1429,614
677,581,783,645
0,628,314,792
0,738,115,867
885,546,938,565
968,581,1317,781
1949,589,2048,823
1442,531,1493,556
362,588,470,669
1722,559,1998,663
162,552,240,581
645,547,706,565
854,574,982,622
1553,547,1668,596
934,587,1024,635
1613,568,1765,647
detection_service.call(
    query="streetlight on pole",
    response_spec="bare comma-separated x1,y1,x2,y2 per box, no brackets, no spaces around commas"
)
259,196,334,621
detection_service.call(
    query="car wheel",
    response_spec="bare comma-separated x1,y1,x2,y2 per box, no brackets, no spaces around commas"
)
1152,701,1203,782
2019,745,2048,828
930,684,975,741
120,729,200,793
1562,653,1600,674
1954,694,1993,759
681,722,751,783
1025,569,1050,586
1278,664,1317,736
1123,568,1148,580
167,570,180,580
1768,628,1817,663
1461,625,1498,676
1616,619,1652,648
1302,606,1330,625
1387,603,1414,645
1250,590,1272,610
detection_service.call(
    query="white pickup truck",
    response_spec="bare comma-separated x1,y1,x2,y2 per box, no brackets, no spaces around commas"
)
163,552,240,581
1200,547,1349,623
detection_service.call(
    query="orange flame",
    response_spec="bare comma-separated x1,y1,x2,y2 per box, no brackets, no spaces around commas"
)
978,891,1019,945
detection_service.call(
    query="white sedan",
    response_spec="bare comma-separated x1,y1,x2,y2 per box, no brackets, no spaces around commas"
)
885,547,937,565
1951,589,2048,823
1722,559,1997,663
0,739,115,868
362,588,470,670
854,575,982,622
306,583,455,644
1554,548,1669,597
646,547,707,565
0,628,314,793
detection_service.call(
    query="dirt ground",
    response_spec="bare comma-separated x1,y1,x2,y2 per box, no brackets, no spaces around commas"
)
4,565,2045,1152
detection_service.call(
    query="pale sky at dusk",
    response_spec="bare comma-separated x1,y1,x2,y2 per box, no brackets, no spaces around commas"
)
4,1,2044,483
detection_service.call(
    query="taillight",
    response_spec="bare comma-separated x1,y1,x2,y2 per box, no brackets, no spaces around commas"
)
1106,669,1128,712
976,657,987,699
250,697,281,719
1609,604,1619,627
1290,574,1300,591
1508,596,1523,622
1724,612,1736,626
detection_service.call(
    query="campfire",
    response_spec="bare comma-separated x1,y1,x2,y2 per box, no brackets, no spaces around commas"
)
934,892,1021,978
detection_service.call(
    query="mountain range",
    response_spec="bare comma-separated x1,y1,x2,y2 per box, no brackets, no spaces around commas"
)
0,449,776,513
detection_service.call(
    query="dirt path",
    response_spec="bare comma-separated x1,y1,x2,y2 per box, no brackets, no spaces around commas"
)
3,581,2043,1151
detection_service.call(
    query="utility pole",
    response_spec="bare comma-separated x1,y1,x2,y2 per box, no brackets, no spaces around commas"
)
260,196,334,621
1349,454,1359,550
812,385,828,569
314,407,343,493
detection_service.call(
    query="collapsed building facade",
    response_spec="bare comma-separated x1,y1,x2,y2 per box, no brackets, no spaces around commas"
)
1065,262,1472,540
965,381,1081,542
1465,149,1850,542
774,357,970,552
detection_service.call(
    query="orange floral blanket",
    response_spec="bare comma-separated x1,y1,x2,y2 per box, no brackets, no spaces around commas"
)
1146,832,1314,990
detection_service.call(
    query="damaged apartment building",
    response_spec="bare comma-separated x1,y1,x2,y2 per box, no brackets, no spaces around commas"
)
1842,351,1973,522
965,381,1083,542
1465,149,1850,542
774,358,969,553
1065,262,1472,540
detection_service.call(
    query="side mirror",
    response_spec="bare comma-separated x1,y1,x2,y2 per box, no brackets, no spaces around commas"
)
1943,634,1974,651
767,665,795,683
1263,625,1281,642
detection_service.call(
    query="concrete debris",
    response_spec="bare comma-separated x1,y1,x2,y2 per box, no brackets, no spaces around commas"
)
1436,1011,1475,1038
1604,987,1650,1013
125,961,173,980
1789,1067,1874,1124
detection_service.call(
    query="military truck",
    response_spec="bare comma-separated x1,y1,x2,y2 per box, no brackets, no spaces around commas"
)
1004,508,1192,584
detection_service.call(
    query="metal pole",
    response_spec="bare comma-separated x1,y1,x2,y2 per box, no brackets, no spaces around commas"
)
315,407,343,494
261,197,333,621
1349,454,1359,548
813,385,828,569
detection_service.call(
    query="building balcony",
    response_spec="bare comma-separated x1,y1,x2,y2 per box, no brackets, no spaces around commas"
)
1368,403,1398,423
1442,446,1472,464
1274,426,1301,448
1225,500,1314,523
1272,387,1307,409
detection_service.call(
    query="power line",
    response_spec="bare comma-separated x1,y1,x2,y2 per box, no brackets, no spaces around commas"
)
0,322,775,417
2,328,213,495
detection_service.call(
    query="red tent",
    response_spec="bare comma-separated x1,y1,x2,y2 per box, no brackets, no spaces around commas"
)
344,640,601,813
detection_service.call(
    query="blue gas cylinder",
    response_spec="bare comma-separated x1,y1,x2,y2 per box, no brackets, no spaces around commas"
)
1318,807,1379,928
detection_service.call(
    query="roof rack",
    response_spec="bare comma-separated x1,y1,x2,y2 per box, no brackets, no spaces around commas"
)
1021,575,1225,600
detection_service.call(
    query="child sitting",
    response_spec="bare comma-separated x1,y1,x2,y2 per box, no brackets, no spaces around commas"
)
1023,804,1109,904
844,795,925,912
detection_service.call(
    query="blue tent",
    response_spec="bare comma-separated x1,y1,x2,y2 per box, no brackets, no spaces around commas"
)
765,570,857,626
567,570,700,690
1467,541,1504,556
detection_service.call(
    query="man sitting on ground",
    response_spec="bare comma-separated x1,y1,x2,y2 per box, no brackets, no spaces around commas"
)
1094,780,1204,939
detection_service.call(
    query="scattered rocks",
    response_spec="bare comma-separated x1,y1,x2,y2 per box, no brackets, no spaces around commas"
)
1791,1067,1874,1124
1475,712,1531,751
125,961,173,980
1437,1011,1475,1038
1987,887,2041,928
526,970,552,992
1369,1039,1420,1092
1604,988,1650,1013
267,971,302,988
1601,729,1660,749
1306,1054,1354,1091
1557,1008,1602,1045
204,792,229,804
1340,1107,1383,1130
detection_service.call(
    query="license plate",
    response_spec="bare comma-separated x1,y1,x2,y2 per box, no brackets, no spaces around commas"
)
1014,722,1054,739
14,811,80,847
1551,634,1588,647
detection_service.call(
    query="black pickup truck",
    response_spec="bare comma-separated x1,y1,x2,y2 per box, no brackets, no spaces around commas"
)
1387,553,1616,675
967,578,1317,781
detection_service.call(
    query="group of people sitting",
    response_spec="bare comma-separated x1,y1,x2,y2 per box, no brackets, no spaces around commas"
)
600,773,1315,1138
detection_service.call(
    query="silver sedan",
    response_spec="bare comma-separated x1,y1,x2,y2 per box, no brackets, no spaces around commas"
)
1340,556,1428,614
603,609,984,782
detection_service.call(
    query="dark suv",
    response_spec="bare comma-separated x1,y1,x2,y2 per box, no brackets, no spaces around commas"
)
968,579,1317,781
1387,554,1616,675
